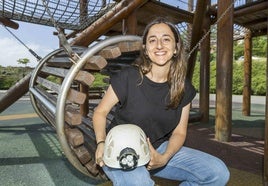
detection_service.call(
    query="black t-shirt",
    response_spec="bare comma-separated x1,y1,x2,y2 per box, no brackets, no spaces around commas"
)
109,66,196,148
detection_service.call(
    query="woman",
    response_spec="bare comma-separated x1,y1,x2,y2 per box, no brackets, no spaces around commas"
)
93,17,230,186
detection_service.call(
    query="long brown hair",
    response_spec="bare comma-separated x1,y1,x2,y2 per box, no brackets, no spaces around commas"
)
134,17,187,109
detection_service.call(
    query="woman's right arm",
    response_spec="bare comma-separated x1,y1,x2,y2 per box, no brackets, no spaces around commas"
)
93,85,119,166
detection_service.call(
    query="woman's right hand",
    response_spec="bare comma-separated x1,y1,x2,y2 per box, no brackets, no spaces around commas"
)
95,142,105,167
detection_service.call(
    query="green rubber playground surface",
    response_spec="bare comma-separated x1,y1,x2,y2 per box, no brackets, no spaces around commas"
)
0,95,265,186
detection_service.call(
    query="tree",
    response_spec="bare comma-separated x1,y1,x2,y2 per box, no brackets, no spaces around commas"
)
17,58,30,77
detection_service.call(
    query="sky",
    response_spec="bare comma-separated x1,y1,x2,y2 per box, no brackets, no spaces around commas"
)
0,21,59,67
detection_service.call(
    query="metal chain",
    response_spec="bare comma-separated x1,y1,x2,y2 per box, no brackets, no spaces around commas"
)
187,0,237,58
41,0,79,62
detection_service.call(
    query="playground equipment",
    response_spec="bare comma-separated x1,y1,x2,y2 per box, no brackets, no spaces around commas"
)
29,35,142,179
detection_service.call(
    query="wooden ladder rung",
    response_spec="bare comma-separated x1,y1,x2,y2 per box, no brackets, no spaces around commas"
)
36,77,86,104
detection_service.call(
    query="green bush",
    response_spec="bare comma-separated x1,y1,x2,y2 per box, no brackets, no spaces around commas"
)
192,58,267,95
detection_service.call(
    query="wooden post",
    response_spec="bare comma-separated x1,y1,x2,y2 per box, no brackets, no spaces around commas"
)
264,34,268,186
187,0,208,80
215,0,233,142
242,30,252,116
199,1,211,123
124,11,137,35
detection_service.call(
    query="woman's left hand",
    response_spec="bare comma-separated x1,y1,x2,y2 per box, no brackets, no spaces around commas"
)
146,138,169,170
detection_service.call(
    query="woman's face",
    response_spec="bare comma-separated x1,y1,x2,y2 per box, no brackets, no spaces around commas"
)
145,23,176,66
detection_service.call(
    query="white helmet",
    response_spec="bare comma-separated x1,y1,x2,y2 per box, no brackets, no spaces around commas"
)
103,124,150,170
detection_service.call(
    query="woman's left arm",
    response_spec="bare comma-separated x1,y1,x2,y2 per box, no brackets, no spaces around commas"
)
147,103,190,170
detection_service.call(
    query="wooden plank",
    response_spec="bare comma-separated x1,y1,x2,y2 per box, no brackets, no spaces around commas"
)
75,71,95,86
84,55,108,70
41,66,68,77
98,46,121,59
0,17,19,29
36,77,61,93
67,89,86,105
84,160,99,176
35,86,82,126
46,56,73,68
65,128,84,148
41,66,95,87
77,124,95,141
47,54,107,71
117,40,142,52
36,77,86,104
73,145,92,165
65,105,82,126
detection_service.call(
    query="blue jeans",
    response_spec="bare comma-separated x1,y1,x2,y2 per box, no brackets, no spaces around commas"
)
102,141,230,186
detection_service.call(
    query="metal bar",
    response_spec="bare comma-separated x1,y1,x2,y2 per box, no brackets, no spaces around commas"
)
29,88,56,114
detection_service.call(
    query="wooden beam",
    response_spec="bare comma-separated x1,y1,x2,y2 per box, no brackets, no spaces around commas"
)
0,73,30,113
124,10,138,35
199,4,211,123
98,46,121,59
84,55,108,70
35,86,82,126
73,145,92,165
0,17,19,29
66,127,85,147
215,0,234,142
234,1,268,18
117,40,142,52
71,0,148,46
36,77,86,104
65,105,82,126
242,30,252,116
41,66,95,86
187,0,209,80
264,33,268,186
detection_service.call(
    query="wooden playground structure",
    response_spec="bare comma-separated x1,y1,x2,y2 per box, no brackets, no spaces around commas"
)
0,0,267,184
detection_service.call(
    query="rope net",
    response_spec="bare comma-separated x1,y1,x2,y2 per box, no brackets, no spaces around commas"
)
0,0,116,30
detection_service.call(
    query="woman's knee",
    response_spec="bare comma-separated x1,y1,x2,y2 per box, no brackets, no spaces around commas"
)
208,157,230,185
103,166,155,186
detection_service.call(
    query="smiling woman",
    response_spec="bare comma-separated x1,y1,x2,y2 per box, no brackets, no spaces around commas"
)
93,17,230,186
